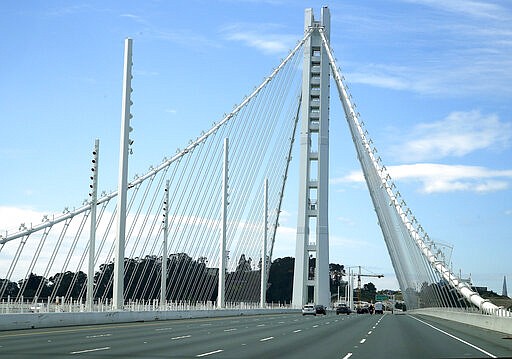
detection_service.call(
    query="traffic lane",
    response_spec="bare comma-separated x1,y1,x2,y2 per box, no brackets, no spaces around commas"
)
223,313,383,359
348,313,511,358
0,312,374,358
413,314,512,358
0,314,327,357
138,313,365,358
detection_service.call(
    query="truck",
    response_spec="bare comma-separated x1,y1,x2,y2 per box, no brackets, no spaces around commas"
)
374,301,383,314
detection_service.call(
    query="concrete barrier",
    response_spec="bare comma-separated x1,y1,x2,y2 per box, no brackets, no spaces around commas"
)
411,308,512,335
0,309,297,331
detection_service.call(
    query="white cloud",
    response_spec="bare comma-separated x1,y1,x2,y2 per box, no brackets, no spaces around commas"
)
221,23,296,55
395,110,512,162
337,163,512,194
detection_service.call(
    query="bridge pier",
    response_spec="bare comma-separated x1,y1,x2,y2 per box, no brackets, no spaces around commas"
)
292,7,331,308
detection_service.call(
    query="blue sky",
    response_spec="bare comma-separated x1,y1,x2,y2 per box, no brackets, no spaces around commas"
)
1,0,511,293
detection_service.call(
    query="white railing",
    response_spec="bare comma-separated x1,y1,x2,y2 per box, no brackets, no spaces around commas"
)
0,296,292,314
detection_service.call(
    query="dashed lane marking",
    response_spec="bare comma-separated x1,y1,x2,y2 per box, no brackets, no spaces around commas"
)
260,336,274,342
70,346,110,354
86,333,112,338
196,349,224,357
360,338,366,344
171,335,191,340
342,353,353,359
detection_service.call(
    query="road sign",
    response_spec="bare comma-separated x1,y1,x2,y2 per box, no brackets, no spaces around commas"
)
375,294,389,301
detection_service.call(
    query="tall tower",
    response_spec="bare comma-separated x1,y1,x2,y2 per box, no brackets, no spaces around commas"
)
503,276,508,298
292,7,331,308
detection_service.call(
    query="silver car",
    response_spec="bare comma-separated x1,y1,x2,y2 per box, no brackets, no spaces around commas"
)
302,304,316,316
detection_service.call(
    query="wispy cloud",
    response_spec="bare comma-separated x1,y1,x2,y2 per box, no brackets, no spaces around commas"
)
402,0,511,20
120,13,220,50
394,110,512,162
337,163,512,194
340,1,512,97
221,23,296,55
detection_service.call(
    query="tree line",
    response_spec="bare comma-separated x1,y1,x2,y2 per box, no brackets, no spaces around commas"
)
0,254,349,305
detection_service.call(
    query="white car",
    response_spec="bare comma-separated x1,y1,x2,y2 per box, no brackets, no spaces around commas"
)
302,304,316,316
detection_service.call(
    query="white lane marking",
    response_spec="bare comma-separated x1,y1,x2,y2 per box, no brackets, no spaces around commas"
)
155,327,173,331
278,321,285,324
367,331,372,335
70,346,110,354
196,349,224,357
342,353,353,359
171,335,191,340
293,329,302,333
360,338,366,344
313,325,319,328
86,333,111,338
408,315,497,358
260,336,274,342
224,328,237,332
257,324,266,327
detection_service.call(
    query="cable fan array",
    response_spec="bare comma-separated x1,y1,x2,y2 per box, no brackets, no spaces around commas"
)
318,27,502,314
0,33,309,309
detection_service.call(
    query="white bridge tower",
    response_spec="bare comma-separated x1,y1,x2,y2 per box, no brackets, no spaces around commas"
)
292,7,331,307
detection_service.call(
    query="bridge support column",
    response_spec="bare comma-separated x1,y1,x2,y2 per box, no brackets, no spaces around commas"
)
292,7,331,308
161,180,169,309
87,139,99,312
218,138,228,309
113,38,133,310
260,179,268,308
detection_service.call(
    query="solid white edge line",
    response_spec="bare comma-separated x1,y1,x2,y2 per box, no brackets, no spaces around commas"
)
408,315,497,358
196,349,224,357
70,346,110,354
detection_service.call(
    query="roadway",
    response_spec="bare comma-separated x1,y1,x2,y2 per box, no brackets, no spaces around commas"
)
0,312,511,358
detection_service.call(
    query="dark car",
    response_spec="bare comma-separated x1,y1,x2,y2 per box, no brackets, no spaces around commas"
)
356,306,370,314
315,305,327,315
336,304,351,315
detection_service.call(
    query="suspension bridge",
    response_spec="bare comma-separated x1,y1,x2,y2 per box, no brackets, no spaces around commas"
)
0,6,510,341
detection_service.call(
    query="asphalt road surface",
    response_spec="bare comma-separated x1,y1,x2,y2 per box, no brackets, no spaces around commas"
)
1,312,511,358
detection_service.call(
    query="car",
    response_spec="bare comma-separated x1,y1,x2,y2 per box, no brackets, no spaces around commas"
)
315,305,327,315
302,304,316,316
356,306,369,314
336,304,351,315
